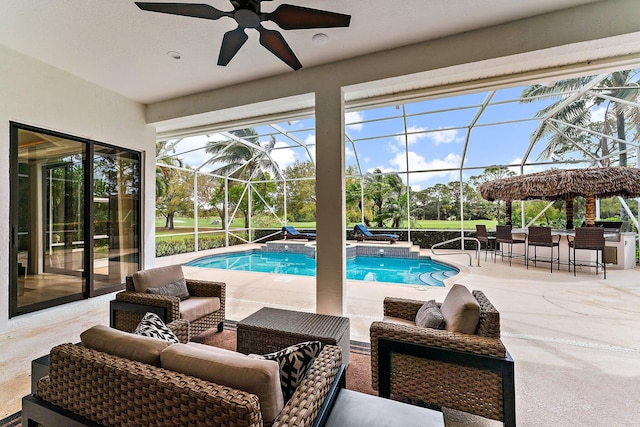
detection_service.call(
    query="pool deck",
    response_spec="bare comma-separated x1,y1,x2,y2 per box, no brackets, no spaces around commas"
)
2,242,639,425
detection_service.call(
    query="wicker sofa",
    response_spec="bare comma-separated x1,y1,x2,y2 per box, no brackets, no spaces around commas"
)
370,286,515,426
110,265,225,342
23,326,344,427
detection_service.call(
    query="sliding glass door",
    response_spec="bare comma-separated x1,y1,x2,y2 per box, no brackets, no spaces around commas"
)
93,146,141,291
10,122,141,316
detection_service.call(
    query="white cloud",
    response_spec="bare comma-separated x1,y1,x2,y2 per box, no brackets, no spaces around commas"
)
426,128,463,145
591,105,607,122
269,141,297,169
389,151,462,186
305,134,316,163
387,141,400,153
345,111,364,132
345,146,355,159
393,125,429,146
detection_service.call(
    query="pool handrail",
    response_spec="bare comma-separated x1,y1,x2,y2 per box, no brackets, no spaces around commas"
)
431,237,481,267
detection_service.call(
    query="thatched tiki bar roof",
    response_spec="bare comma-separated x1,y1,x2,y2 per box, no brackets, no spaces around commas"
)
479,167,640,227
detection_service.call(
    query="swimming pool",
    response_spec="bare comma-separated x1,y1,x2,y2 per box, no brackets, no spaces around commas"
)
185,250,458,286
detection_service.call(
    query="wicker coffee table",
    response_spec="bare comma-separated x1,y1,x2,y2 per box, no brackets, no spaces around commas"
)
237,307,351,364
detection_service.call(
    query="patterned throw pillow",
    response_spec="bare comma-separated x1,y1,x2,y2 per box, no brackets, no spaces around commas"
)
146,278,190,301
255,341,323,401
134,312,180,344
415,299,446,329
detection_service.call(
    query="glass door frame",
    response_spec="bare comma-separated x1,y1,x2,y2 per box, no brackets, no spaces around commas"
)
9,122,141,317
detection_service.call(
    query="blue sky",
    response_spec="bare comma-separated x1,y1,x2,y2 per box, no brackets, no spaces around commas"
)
168,80,618,191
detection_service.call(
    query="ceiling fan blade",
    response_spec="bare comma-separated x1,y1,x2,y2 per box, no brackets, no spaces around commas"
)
135,2,229,20
267,4,351,30
257,27,302,70
218,28,249,66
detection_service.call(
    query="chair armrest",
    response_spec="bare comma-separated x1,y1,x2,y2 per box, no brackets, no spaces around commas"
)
166,319,190,343
382,297,427,321
114,291,181,322
370,321,506,358
274,345,343,427
186,279,225,298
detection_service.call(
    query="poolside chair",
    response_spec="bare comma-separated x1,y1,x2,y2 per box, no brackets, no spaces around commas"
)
110,265,226,342
370,285,515,426
282,225,316,240
353,224,399,244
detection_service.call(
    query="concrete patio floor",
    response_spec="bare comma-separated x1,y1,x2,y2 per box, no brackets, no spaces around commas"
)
2,244,639,425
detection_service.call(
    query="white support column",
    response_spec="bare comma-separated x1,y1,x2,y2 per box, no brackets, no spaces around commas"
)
315,86,346,316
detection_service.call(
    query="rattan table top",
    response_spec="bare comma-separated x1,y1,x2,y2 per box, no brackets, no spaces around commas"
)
237,307,350,340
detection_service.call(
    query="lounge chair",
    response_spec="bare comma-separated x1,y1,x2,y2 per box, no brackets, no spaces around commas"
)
353,224,399,244
282,225,316,240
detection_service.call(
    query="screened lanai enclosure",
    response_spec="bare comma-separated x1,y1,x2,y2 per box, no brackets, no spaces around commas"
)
155,68,640,263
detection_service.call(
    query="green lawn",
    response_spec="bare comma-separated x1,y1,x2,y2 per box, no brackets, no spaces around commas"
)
156,216,497,234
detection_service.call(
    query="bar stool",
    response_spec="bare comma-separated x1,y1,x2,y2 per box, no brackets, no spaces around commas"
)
526,226,560,272
475,224,496,260
495,225,526,266
568,227,606,279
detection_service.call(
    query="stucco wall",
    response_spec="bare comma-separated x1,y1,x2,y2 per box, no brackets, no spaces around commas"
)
0,45,156,333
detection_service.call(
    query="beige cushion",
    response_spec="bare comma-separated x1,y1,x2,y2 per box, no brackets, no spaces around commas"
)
382,316,416,327
161,343,284,424
80,324,171,366
132,265,184,293
186,342,242,357
439,284,480,334
179,297,221,322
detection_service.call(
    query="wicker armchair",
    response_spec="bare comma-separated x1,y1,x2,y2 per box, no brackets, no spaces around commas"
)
110,266,226,343
370,292,515,427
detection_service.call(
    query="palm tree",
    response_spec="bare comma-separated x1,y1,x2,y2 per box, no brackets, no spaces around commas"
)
363,169,405,227
521,71,640,166
521,70,640,221
204,129,280,229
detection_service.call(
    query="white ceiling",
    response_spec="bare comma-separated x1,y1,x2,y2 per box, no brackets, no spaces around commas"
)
0,0,601,104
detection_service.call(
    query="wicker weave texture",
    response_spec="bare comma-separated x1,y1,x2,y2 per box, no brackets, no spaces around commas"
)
370,291,509,422
39,343,263,427
115,276,226,341
390,354,505,422
273,345,342,426
237,308,350,364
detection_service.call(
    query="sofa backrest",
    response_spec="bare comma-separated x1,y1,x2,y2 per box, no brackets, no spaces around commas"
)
39,343,263,427
81,324,171,366
161,343,284,425
129,265,184,292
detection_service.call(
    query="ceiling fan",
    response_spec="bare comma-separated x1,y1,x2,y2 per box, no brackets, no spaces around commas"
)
135,1,351,70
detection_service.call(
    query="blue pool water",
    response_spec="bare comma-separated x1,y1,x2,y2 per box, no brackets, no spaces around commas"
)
185,251,458,286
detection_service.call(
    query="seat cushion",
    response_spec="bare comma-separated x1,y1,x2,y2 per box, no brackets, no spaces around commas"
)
132,265,184,293
80,324,171,366
161,343,284,425
439,284,480,334
382,316,416,327
179,296,221,322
